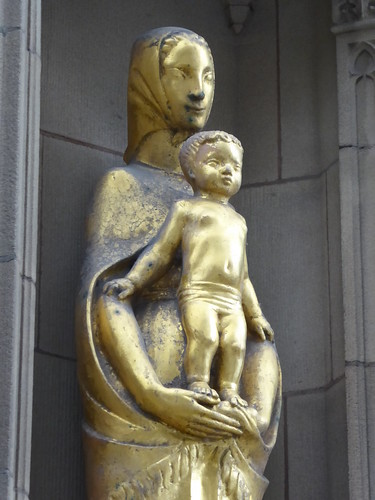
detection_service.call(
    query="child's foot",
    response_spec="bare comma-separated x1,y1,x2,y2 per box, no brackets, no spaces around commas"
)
188,381,220,401
219,388,248,408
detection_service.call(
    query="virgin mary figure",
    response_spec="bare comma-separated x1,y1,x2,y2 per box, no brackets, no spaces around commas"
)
76,27,281,500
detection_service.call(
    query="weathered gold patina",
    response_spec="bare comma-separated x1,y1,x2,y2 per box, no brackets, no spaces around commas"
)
76,27,281,500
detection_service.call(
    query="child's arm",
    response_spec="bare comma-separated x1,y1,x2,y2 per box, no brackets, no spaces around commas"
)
104,201,186,299
242,255,274,342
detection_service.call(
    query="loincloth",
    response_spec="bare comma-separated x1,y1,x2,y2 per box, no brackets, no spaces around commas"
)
178,281,242,314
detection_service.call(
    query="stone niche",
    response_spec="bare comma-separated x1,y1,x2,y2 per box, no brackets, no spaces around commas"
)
29,1,348,499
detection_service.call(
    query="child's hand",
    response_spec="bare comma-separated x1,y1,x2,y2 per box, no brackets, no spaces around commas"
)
103,278,135,300
248,315,274,342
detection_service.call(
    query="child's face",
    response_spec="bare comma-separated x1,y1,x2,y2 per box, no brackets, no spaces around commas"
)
192,140,243,198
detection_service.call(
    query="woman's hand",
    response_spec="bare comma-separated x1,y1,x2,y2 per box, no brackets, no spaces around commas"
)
147,388,243,440
213,401,260,438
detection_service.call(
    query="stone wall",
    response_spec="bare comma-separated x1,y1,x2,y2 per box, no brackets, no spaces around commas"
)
0,1,41,498
232,1,348,498
30,1,348,498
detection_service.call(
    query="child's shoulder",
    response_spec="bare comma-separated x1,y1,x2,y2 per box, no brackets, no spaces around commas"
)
171,198,194,216
229,205,247,227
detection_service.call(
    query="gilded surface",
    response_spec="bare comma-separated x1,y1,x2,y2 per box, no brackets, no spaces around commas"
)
76,27,281,500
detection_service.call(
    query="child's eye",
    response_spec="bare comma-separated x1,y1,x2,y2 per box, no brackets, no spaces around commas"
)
206,160,219,167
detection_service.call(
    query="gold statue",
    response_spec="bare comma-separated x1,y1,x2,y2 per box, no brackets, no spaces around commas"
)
104,131,274,412
76,27,281,500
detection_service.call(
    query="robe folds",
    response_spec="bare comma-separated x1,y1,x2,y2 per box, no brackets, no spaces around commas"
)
76,162,282,499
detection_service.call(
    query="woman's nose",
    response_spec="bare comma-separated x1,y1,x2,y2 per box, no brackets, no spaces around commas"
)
188,91,205,102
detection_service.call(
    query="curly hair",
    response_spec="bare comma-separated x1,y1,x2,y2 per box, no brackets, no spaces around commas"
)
179,130,243,184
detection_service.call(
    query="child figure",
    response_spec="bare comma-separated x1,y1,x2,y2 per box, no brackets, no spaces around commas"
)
104,131,274,407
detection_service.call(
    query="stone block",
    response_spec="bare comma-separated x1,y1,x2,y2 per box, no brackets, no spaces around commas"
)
30,352,85,499
0,471,11,500
345,363,370,500
0,28,23,259
41,0,235,153
366,365,375,496
0,0,23,25
315,0,339,170
37,137,120,358
279,0,337,178
338,147,364,363
233,177,331,392
359,149,375,362
326,164,345,378
286,391,328,500
235,0,279,184
264,406,285,500
326,378,349,499
0,259,21,473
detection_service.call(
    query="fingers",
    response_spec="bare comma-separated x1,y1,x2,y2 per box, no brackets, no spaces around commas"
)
103,282,118,296
235,408,258,434
103,280,134,299
197,416,243,436
118,290,131,300
218,405,259,436
190,393,219,406
190,400,241,427
185,423,234,439
194,408,243,435
254,324,266,341
265,326,275,341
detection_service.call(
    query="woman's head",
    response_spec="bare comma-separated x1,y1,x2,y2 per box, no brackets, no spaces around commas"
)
124,27,215,164
159,31,214,131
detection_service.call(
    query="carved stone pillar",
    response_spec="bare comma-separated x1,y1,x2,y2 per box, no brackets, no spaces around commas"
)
0,0,41,498
332,2,375,499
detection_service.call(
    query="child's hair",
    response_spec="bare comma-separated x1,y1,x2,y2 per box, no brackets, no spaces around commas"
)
179,131,243,183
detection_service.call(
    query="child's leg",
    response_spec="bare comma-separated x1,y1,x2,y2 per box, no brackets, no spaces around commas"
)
219,310,248,407
181,301,219,399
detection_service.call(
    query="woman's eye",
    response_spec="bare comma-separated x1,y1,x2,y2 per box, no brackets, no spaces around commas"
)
177,67,189,78
167,68,186,79
204,72,214,82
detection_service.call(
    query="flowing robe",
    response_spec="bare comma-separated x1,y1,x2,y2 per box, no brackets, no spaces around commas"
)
76,162,282,499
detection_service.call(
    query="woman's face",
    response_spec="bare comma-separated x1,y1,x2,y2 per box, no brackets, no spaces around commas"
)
161,40,215,131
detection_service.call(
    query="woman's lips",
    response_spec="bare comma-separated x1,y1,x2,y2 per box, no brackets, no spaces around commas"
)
185,104,206,113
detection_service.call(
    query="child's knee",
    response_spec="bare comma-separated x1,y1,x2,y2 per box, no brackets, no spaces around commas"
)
224,337,246,357
198,328,219,350
186,327,218,351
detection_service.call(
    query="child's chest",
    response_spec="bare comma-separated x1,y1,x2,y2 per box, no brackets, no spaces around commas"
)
184,202,247,241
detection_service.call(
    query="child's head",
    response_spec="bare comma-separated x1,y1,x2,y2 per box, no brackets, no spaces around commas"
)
179,131,243,198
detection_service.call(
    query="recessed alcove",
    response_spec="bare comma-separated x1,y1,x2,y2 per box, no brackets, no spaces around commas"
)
30,1,348,498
